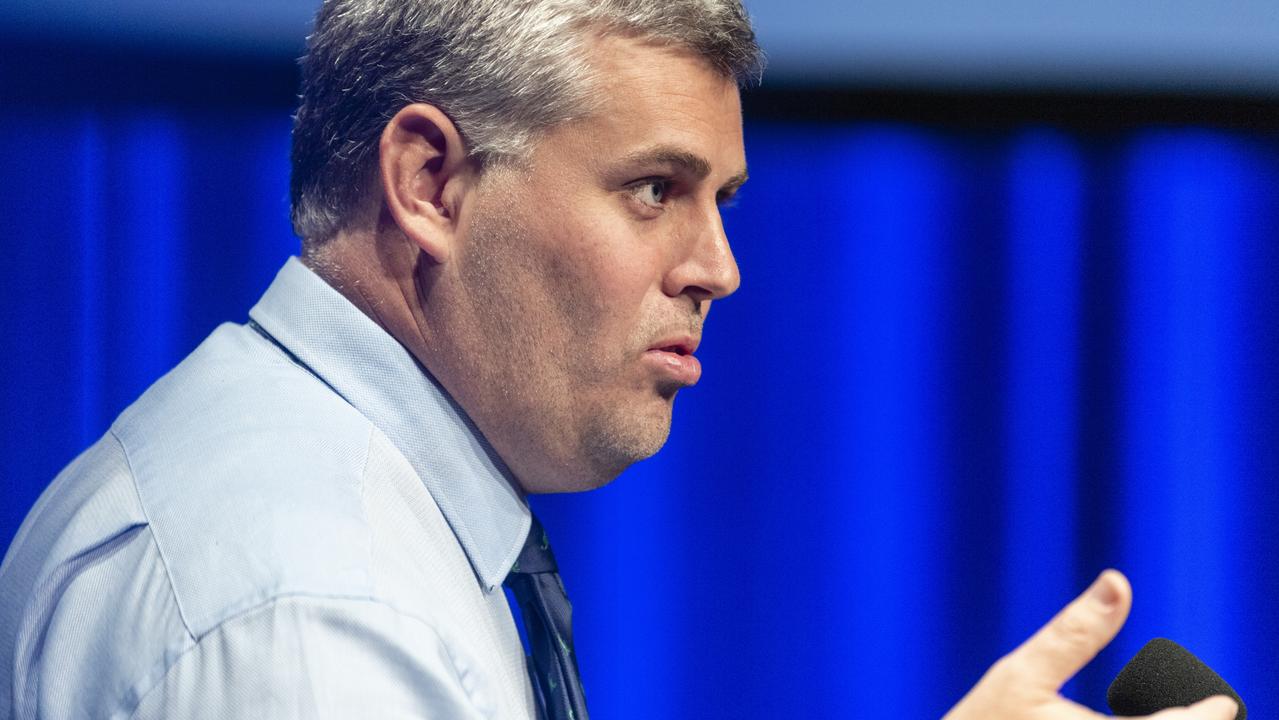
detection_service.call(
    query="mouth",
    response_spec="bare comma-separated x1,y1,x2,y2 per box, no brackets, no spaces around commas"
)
643,337,702,386
653,342,693,356
646,334,700,356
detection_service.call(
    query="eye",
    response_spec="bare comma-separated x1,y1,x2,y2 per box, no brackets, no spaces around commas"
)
629,178,670,209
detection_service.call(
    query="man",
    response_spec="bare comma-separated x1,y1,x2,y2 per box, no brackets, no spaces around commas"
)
0,1,1239,718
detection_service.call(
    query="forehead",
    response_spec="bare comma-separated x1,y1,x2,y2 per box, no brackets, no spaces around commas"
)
530,35,747,177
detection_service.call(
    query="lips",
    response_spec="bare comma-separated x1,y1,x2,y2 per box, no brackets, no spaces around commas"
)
654,342,693,356
643,335,702,386
646,335,700,356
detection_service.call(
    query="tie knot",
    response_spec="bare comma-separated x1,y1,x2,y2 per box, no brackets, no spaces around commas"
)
507,514,558,576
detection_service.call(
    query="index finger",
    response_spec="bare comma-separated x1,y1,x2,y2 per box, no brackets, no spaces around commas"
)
1050,694,1239,720
1001,569,1133,693
1145,695,1240,720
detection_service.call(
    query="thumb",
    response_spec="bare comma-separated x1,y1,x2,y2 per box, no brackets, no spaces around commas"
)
1000,569,1133,693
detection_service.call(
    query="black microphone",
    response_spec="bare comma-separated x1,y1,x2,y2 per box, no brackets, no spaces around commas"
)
1107,638,1245,719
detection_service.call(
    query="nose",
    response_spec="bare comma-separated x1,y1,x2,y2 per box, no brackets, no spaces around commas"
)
662,204,741,304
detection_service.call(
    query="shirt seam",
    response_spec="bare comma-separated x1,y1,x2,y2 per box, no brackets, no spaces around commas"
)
121,592,482,719
111,427,197,643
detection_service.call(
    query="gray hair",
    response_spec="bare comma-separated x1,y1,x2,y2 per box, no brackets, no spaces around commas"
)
289,0,763,243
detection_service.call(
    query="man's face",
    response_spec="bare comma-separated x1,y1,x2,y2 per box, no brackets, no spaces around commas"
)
426,35,745,493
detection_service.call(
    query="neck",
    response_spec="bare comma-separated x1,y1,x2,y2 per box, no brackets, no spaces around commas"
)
302,228,419,342
300,229,602,495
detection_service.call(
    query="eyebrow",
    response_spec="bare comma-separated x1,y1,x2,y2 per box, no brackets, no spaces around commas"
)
620,145,749,196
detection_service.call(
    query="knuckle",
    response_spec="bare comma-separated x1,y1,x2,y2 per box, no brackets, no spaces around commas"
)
984,654,1031,693
1047,611,1097,653
986,654,1019,683
981,660,1041,706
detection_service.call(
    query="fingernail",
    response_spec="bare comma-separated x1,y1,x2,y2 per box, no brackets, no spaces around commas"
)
1088,572,1121,612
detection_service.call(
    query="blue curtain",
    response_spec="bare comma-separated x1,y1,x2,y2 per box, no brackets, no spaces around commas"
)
3,106,1277,718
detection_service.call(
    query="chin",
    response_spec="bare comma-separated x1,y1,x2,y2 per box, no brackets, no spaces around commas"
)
579,402,673,477
524,392,676,493
525,420,669,494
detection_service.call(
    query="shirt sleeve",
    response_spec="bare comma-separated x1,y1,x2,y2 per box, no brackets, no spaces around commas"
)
128,595,500,720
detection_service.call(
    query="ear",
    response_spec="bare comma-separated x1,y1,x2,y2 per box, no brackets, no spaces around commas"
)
379,103,472,264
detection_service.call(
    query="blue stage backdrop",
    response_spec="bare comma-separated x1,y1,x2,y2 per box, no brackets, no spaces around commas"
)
2,106,1277,718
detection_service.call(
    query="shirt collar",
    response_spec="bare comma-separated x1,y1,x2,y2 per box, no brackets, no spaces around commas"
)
248,257,531,593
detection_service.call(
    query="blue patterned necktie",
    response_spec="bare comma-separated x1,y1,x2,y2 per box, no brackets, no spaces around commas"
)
504,515,590,720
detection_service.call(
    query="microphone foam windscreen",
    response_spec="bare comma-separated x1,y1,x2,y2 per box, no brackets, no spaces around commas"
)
1107,638,1245,720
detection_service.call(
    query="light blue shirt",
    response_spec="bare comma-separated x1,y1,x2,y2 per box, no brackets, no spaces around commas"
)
0,258,539,719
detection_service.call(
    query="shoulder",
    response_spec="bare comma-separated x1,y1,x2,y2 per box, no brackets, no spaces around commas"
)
111,322,379,636
1,322,531,719
114,321,374,481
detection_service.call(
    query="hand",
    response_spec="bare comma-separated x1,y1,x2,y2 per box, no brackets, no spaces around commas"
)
943,570,1238,720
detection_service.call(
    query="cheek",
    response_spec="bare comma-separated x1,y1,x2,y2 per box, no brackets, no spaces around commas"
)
535,219,660,333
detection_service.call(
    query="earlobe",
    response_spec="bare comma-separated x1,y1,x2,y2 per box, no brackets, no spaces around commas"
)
379,103,470,264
